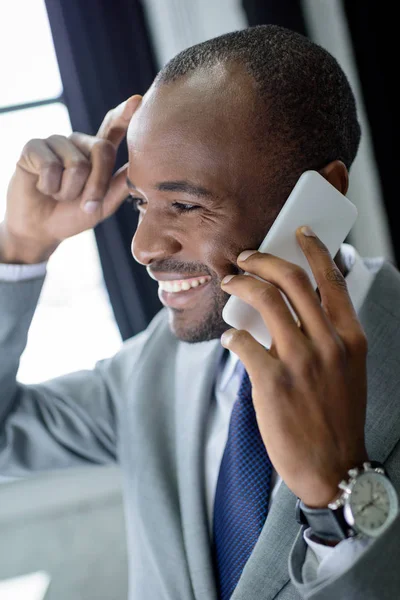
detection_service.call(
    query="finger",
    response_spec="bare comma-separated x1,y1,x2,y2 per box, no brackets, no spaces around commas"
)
19,139,64,196
102,162,130,217
67,131,100,159
236,250,336,343
221,273,305,354
68,132,121,213
221,328,277,385
70,97,139,213
96,94,142,148
45,135,91,202
296,226,359,331
78,139,118,214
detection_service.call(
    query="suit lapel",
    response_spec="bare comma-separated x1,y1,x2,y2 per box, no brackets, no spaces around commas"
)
175,338,222,600
359,262,400,463
231,482,298,600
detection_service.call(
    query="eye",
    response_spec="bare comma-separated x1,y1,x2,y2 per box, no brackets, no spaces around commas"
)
172,202,200,213
126,196,200,214
126,196,146,212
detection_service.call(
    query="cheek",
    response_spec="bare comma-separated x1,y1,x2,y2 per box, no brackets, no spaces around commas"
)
178,207,268,277
190,218,254,277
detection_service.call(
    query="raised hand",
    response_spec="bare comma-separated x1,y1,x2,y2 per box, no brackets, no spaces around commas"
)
220,226,368,508
0,95,142,264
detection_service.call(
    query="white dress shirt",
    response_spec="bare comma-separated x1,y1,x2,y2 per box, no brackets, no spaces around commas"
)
0,244,376,585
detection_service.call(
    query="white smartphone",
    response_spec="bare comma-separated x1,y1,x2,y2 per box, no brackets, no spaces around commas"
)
222,170,358,348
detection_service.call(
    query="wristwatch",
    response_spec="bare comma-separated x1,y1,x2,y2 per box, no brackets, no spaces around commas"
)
296,461,399,542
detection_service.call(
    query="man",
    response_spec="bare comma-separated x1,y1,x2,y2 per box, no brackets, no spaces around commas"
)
1,24,400,599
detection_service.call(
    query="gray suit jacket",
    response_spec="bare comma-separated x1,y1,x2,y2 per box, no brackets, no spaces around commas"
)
1,258,400,599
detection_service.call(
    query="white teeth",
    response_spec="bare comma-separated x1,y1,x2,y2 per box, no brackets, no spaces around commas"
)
158,277,209,293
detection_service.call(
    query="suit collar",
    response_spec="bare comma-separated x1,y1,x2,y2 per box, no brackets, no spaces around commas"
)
175,338,222,600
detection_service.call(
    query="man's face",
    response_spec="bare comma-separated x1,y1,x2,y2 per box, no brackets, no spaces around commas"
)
127,64,284,342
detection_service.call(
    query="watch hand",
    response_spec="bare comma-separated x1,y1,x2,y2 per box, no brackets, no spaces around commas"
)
354,504,368,516
368,480,374,500
372,503,386,514
354,501,374,516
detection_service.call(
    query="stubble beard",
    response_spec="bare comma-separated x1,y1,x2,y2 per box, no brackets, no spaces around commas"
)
168,282,231,343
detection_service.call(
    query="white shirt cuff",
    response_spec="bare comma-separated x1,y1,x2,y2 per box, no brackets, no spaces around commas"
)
0,262,47,282
302,527,373,583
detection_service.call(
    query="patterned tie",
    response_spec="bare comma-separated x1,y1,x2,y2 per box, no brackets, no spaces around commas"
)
213,365,273,599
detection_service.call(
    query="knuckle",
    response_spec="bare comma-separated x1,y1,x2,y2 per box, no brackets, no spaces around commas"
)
22,138,42,153
230,329,252,346
293,351,321,381
312,240,330,256
46,134,67,144
323,336,346,364
347,328,368,356
68,131,81,142
357,330,368,355
284,265,310,288
93,138,116,160
256,283,279,305
324,267,347,290
271,364,294,392
68,159,90,174
41,160,63,172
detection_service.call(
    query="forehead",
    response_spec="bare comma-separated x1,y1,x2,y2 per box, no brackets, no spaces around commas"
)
126,65,260,193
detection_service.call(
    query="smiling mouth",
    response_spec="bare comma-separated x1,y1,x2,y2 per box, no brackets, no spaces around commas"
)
156,275,212,310
157,276,211,293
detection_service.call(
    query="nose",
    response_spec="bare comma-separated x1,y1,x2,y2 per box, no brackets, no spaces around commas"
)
131,212,182,266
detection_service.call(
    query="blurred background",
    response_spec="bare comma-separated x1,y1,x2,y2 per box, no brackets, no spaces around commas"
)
0,1,396,598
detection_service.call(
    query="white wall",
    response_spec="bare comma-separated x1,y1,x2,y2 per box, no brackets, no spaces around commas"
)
142,0,247,68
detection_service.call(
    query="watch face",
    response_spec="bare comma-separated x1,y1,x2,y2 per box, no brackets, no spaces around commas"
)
346,472,399,538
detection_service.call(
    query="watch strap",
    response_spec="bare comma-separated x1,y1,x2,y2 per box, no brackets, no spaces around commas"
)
295,499,352,542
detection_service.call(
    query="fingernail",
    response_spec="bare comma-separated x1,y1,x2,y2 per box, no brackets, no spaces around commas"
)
221,330,234,347
237,250,257,262
221,275,235,285
301,226,316,237
83,200,100,214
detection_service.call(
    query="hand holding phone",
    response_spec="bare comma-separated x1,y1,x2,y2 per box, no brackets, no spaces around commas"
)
222,170,358,348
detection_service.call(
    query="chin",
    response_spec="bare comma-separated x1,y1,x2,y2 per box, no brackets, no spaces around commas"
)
168,307,230,343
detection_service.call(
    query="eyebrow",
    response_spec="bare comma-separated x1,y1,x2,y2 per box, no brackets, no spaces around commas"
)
126,177,213,199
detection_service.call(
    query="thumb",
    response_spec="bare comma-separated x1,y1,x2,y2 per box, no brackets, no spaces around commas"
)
102,162,130,218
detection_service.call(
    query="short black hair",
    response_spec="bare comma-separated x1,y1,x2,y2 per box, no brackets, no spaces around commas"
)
156,24,361,178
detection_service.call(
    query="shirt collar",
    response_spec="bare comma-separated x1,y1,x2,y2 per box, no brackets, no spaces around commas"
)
218,243,374,393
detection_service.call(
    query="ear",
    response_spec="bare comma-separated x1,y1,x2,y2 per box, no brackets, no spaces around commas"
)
319,160,349,195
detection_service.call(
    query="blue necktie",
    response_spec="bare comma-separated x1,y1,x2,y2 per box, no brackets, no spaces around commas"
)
213,366,273,599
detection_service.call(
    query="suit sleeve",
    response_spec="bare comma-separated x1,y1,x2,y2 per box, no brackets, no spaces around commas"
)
0,275,146,476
